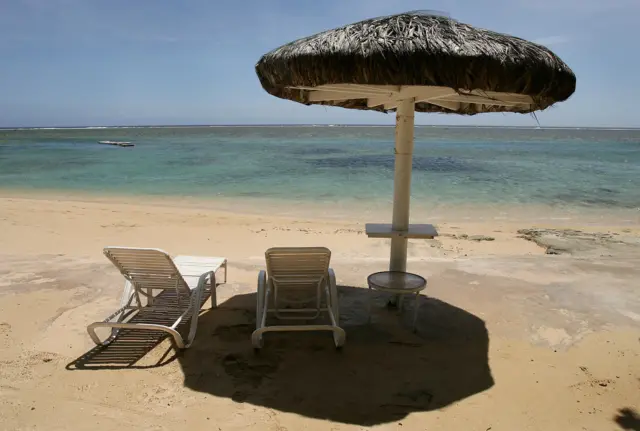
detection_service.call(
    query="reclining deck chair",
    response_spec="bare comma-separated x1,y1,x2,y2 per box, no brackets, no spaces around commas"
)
87,247,227,349
251,247,345,349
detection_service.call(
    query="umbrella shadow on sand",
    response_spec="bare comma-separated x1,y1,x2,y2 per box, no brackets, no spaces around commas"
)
615,407,640,431
179,285,494,426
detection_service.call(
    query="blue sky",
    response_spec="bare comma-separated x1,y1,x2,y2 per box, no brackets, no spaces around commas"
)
1,0,638,128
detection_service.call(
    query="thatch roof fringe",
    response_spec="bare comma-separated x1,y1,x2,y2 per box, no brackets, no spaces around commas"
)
255,12,576,115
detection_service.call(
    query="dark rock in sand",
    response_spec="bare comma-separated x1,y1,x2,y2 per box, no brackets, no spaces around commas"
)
517,228,640,257
468,235,495,242
443,233,494,242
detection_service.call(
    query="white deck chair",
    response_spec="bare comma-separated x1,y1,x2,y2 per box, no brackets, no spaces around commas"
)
251,247,345,349
87,247,227,349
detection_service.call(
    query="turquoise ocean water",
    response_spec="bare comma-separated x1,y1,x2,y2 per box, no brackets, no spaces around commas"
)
1,126,639,214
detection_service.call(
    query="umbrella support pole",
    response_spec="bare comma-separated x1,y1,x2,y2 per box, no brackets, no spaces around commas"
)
389,98,415,277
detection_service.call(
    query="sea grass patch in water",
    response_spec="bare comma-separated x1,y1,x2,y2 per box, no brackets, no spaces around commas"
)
309,154,481,172
256,11,576,115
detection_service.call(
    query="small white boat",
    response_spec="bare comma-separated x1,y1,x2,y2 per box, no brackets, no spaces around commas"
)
98,140,134,147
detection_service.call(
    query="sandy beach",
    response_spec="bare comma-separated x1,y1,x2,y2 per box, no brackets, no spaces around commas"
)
0,193,638,431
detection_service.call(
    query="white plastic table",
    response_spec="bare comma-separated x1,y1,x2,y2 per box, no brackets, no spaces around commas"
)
367,271,427,330
173,255,227,307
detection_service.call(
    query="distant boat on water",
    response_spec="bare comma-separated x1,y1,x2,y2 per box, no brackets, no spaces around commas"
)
98,140,134,147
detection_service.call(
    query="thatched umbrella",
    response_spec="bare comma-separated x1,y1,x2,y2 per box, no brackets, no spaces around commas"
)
256,11,576,274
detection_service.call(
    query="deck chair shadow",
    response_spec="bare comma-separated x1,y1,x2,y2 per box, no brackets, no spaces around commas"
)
252,247,345,349
87,247,227,349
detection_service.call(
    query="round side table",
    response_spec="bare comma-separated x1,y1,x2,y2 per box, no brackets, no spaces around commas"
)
367,271,427,331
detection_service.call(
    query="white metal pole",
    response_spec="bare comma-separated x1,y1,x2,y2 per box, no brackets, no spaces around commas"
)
389,98,415,273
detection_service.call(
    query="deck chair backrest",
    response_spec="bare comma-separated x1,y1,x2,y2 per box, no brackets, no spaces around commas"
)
104,247,190,295
265,247,331,306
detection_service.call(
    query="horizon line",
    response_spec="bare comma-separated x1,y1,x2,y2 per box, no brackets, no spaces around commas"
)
2,124,640,131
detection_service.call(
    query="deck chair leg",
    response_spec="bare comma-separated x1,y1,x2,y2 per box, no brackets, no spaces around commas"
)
368,285,373,324
210,273,218,309
412,291,421,332
185,292,202,348
327,269,339,324
87,325,104,345
169,332,187,350
332,327,346,348
185,270,216,347
222,260,228,284
253,271,268,349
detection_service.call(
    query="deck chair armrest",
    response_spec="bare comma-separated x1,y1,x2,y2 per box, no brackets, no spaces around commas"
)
327,268,340,324
188,270,216,310
328,268,336,284
118,280,135,309
198,270,216,288
181,270,217,347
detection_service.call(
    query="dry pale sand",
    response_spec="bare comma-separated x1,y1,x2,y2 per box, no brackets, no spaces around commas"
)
0,194,639,431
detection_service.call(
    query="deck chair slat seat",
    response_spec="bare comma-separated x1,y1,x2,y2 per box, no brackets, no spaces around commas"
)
251,246,345,349
87,247,227,350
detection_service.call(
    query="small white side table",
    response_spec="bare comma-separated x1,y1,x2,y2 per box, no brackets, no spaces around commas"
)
367,271,427,331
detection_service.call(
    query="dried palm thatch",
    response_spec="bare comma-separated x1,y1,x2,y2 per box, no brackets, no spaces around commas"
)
255,11,576,115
